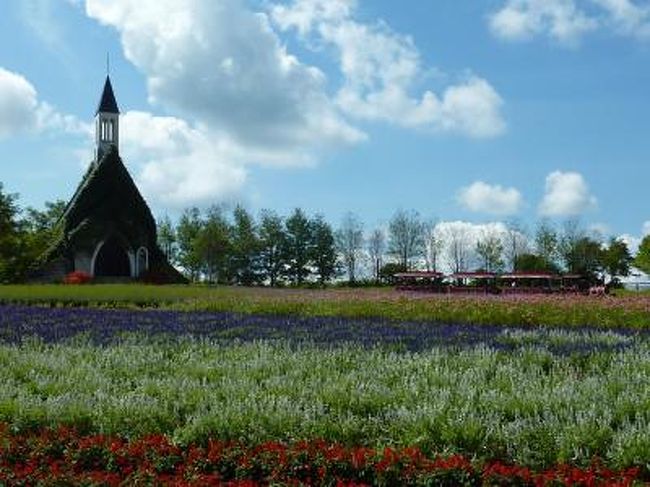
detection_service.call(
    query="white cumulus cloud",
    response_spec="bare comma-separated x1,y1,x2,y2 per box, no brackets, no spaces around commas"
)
0,68,39,138
457,181,523,216
81,0,368,205
78,0,507,205
539,170,597,216
119,111,247,207
0,66,89,140
489,0,650,44
84,0,363,153
272,0,506,138
489,0,597,44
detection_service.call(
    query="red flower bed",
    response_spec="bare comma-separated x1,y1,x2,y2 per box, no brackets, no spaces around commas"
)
0,424,644,486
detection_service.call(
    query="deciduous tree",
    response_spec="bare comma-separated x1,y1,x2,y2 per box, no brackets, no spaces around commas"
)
423,219,443,272
388,209,424,270
504,220,528,271
446,224,472,273
601,237,632,286
535,219,558,270
635,236,650,276
368,229,385,283
475,230,504,273
336,212,364,283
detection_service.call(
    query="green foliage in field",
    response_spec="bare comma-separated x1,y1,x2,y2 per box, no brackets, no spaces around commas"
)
2,284,650,329
0,338,649,471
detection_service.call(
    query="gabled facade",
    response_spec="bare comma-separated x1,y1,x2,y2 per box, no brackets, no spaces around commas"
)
33,77,185,283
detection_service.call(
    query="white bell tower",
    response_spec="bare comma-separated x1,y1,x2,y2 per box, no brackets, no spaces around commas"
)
95,75,120,161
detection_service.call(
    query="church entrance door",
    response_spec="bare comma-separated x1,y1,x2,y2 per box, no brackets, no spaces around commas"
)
94,236,131,277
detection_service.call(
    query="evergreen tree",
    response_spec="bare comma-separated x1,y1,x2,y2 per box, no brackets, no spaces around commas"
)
283,208,313,285
195,206,231,283
230,205,260,285
312,214,338,285
258,210,286,287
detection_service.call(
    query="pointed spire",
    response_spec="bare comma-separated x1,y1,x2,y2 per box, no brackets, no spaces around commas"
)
96,76,120,114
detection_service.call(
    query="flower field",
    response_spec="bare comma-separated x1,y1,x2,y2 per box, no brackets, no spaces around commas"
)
1,287,650,484
2,284,650,328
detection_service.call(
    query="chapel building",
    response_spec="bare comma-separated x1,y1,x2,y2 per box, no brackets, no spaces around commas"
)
33,76,185,283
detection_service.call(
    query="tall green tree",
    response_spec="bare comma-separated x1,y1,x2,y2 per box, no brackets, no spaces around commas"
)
230,205,260,285
283,208,313,285
21,200,66,273
195,206,231,283
565,236,603,282
258,210,286,287
312,214,338,285
515,253,555,273
0,183,22,283
176,207,203,281
634,235,650,276
601,237,632,286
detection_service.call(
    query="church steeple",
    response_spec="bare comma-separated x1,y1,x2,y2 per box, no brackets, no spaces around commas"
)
95,76,120,161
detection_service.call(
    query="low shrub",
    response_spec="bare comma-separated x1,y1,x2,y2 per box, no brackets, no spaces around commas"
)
62,271,92,285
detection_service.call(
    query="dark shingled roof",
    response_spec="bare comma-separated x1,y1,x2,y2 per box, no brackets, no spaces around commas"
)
96,76,120,114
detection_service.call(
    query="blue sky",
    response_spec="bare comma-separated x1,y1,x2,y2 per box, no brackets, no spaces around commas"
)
1,0,649,246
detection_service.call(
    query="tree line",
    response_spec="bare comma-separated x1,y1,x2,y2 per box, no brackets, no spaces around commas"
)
2,181,650,286
150,207,642,287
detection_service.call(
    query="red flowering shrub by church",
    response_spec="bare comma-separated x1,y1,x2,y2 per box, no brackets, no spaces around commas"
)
63,271,92,284
0,424,644,486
